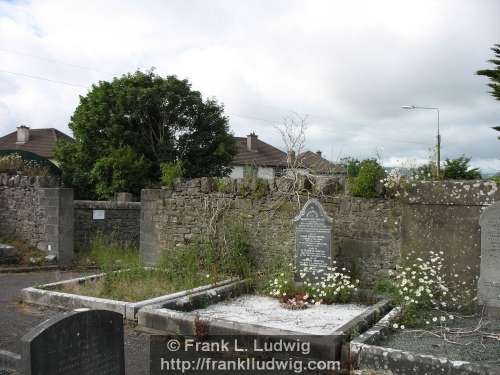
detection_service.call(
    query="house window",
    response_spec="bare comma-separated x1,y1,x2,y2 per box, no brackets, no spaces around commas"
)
274,166,286,177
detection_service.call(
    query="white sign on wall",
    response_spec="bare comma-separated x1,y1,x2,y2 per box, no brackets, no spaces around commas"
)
93,210,105,220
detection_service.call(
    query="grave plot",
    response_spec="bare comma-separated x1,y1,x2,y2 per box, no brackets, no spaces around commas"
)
348,202,500,374
350,308,500,374
138,279,390,363
21,232,249,321
138,199,392,364
22,273,237,321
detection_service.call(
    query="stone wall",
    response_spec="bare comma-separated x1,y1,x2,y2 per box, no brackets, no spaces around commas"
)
140,177,402,285
0,174,74,264
74,200,141,250
400,180,500,287
141,178,499,287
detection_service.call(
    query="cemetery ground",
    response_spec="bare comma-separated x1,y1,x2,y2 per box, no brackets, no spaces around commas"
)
2,191,500,374
380,315,500,365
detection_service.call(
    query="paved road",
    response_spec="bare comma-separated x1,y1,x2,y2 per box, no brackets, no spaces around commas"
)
0,271,148,375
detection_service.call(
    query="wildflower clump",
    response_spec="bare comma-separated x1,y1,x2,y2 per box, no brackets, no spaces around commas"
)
381,251,475,328
265,261,359,306
266,265,296,299
303,263,359,304
381,168,405,197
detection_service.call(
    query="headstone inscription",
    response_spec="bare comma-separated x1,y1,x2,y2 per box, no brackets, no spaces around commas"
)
294,198,333,282
478,202,500,317
20,309,124,375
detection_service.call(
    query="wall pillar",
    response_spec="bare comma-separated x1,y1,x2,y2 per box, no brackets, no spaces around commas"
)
140,189,162,265
40,188,74,265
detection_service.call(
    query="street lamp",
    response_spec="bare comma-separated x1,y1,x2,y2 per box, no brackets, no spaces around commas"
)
402,105,441,178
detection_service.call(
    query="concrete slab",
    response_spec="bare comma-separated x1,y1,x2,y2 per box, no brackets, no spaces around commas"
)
138,281,390,363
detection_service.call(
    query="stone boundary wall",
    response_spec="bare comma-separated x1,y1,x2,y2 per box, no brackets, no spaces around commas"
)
74,200,141,250
0,174,73,264
1,173,497,278
141,178,500,287
141,177,402,285
399,180,500,288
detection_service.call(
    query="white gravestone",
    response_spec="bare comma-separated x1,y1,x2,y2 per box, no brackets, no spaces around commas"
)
478,202,500,316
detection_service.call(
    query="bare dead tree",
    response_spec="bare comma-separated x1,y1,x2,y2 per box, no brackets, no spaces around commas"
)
274,112,314,202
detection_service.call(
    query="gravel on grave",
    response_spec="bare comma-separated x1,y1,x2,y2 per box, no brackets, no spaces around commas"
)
379,316,500,365
191,295,370,335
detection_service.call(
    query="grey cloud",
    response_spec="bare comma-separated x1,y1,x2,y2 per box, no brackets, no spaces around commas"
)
0,0,499,173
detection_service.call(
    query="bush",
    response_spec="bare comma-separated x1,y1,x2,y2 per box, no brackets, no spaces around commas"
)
491,175,500,184
348,159,385,198
160,160,184,188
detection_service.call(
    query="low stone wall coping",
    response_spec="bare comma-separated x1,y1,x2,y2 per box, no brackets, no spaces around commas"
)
401,180,499,206
0,173,59,188
74,200,141,210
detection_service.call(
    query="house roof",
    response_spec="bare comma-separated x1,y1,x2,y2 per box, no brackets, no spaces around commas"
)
232,136,288,167
231,135,346,174
0,128,73,159
298,151,346,174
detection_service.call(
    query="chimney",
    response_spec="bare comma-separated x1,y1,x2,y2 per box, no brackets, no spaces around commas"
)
316,150,322,158
16,126,30,144
287,150,296,165
247,133,258,151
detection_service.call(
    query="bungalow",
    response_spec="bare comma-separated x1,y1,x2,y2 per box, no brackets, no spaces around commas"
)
230,133,288,179
230,133,346,180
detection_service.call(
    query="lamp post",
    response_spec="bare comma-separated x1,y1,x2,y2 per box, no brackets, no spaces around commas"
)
402,105,441,178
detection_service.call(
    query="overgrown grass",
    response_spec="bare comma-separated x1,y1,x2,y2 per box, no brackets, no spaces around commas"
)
62,224,254,302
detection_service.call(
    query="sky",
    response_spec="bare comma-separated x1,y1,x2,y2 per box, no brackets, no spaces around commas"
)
0,0,499,173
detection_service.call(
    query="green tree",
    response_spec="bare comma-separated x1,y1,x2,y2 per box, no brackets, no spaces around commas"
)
56,70,236,199
443,155,481,180
90,147,150,199
477,43,500,101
